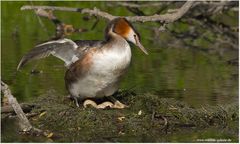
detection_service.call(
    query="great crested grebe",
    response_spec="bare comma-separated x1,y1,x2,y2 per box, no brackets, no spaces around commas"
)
17,17,148,109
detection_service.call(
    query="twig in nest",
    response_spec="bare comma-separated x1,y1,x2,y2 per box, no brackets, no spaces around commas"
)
152,112,169,134
160,115,169,134
151,110,156,121
160,115,168,127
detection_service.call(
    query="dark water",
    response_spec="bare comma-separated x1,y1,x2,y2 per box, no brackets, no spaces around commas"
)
1,1,238,142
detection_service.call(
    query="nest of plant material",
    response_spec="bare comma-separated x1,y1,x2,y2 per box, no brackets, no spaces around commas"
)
21,90,239,142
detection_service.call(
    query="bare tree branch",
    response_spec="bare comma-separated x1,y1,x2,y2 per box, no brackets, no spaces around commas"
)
1,81,44,135
21,6,116,20
81,7,116,20
1,103,35,114
1,81,33,131
21,5,80,12
107,2,166,8
125,1,194,22
21,1,194,23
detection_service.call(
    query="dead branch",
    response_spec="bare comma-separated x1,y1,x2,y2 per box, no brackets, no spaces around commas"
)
21,1,194,23
21,6,116,20
125,1,194,23
107,2,166,8
1,81,33,131
1,81,43,134
1,103,35,114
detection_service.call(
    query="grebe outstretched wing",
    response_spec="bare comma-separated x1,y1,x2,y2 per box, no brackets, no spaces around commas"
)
17,38,102,70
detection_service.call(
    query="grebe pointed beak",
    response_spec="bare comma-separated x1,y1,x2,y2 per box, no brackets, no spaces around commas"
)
135,38,148,55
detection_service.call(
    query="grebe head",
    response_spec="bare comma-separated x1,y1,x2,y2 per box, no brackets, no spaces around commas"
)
105,17,148,55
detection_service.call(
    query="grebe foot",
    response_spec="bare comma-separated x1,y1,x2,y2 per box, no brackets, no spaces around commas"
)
66,95,79,107
67,95,79,107
73,97,80,107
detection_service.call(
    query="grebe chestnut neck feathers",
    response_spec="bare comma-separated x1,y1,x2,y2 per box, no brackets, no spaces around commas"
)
17,17,148,108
